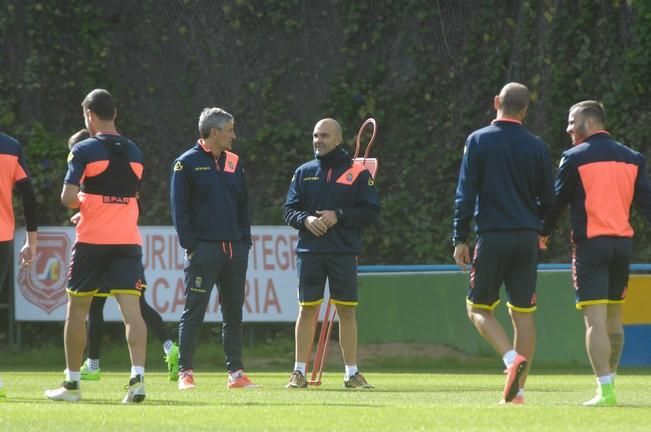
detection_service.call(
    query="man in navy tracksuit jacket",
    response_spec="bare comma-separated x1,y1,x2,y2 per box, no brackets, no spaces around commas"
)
452,83,554,404
170,107,257,389
282,118,380,389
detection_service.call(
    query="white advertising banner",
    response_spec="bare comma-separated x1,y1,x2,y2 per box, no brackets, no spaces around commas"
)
13,226,302,322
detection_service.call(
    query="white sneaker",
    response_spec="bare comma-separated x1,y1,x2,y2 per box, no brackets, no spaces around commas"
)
45,382,81,402
122,375,146,404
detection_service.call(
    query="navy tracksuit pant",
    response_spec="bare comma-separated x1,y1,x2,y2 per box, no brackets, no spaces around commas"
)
178,239,248,372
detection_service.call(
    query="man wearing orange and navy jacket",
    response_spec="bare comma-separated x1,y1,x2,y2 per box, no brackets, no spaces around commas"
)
0,132,38,400
0,133,37,284
541,100,651,407
170,107,257,390
45,89,147,404
282,118,380,389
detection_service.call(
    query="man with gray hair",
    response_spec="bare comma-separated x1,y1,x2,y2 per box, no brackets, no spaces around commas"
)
170,107,258,389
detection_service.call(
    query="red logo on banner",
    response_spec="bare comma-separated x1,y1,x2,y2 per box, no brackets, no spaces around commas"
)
18,232,70,313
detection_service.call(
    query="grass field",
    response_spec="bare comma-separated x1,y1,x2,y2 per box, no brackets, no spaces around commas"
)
1,369,649,431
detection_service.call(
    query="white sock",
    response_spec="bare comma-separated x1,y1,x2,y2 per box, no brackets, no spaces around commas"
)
502,350,517,368
229,369,244,380
0,377,4,388
131,366,145,378
88,358,100,371
517,388,525,397
66,370,81,382
163,340,174,355
610,372,616,384
597,375,612,385
294,362,306,375
345,365,358,379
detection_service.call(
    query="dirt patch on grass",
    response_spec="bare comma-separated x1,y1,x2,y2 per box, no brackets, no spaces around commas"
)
248,341,474,370
359,342,470,361
323,342,471,363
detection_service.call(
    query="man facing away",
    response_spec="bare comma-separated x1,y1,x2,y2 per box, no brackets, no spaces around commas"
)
170,107,258,390
282,118,380,389
453,82,555,404
65,129,179,383
45,89,148,404
541,100,651,406
0,131,38,400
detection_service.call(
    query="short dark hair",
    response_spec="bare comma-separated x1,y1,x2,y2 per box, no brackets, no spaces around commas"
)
67,128,90,150
81,89,116,121
498,82,529,116
570,100,606,125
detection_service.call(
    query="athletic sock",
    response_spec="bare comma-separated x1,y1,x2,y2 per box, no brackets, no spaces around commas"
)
294,362,306,375
502,350,517,368
131,366,145,379
163,340,174,355
66,370,81,382
345,365,358,379
517,388,525,397
597,374,613,385
88,358,101,371
229,369,244,379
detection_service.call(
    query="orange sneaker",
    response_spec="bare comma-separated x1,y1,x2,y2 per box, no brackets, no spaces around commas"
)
227,371,260,389
502,355,527,403
178,370,196,390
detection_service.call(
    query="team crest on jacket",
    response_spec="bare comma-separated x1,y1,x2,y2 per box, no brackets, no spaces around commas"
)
18,232,70,313
368,177,374,186
174,161,183,171
347,172,353,182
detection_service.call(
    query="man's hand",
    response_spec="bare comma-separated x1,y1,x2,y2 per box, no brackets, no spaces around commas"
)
70,212,81,225
19,231,37,267
316,210,338,228
453,243,471,271
304,215,328,236
539,235,549,250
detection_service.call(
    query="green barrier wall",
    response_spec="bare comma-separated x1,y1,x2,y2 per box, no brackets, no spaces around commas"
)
357,271,588,365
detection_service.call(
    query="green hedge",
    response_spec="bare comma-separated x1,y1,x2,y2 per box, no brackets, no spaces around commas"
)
2,0,651,264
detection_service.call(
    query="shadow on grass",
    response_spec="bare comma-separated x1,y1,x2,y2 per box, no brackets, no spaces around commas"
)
11,397,211,406
213,401,387,408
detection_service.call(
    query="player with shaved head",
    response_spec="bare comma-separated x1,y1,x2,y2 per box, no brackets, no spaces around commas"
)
453,82,555,404
283,118,380,389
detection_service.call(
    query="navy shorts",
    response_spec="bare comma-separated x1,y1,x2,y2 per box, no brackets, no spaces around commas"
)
67,243,146,297
467,230,538,312
572,236,632,309
297,253,358,306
